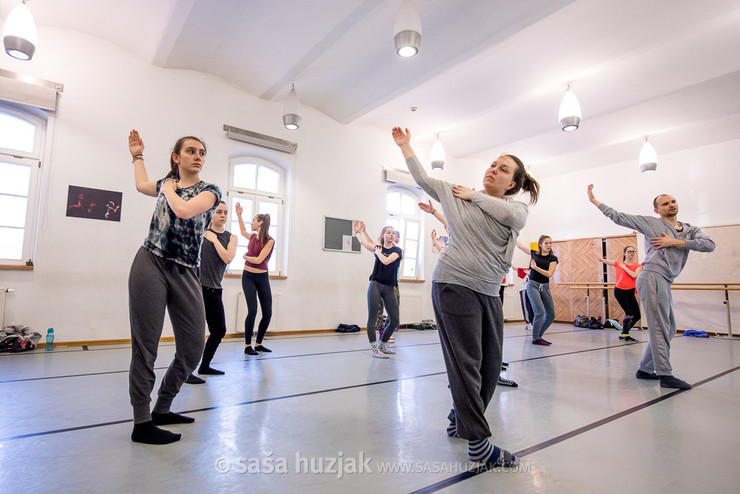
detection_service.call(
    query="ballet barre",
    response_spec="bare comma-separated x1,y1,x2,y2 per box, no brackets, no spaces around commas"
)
559,281,613,320
671,283,740,338
559,282,740,337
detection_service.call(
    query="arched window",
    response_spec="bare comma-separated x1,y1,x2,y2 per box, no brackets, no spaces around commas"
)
227,155,287,275
386,186,422,279
0,102,47,264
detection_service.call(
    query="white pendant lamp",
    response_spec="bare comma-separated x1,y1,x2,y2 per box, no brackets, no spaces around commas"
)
639,136,657,172
430,133,445,169
394,0,422,57
3,0,37,60
282,82,301,130
558,84,581,132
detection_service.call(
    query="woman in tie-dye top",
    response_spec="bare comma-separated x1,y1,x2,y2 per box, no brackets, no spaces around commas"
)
127,129,221,445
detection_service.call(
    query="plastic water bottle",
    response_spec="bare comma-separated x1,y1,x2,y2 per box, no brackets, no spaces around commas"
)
45,328,54,352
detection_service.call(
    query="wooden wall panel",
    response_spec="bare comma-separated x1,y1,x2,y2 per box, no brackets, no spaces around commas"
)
549,236,626,322
550,240,572,321
570,238,605,320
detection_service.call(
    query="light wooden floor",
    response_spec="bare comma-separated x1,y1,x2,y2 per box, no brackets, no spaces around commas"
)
1,323,739,493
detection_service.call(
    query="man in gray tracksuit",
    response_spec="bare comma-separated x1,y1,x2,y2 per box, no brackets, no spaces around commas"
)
587,185,715,389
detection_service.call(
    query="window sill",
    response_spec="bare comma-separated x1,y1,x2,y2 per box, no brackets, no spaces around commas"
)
399,279,425,283
0,264,34,270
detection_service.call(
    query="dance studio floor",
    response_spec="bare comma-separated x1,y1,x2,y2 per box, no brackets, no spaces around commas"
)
1,323,739,493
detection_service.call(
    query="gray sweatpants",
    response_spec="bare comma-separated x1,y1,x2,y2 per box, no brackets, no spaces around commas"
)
128,247,206,424
432,282,503,441
636,270,676,376
366,281,400,344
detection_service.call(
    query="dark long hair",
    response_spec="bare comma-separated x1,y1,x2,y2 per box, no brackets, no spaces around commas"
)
622,245,636,262
255,214,272,247
537,235,552,255
503,154,540,204
166,136,207,181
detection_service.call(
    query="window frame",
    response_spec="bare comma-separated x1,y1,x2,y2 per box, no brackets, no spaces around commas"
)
386,185,423,281
226,155,287,276
0,102,47,267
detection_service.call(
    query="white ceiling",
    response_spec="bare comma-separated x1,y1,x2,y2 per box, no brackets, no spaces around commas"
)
3,0,739,176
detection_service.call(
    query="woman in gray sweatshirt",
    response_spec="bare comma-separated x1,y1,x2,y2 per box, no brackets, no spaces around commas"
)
392,127,539,468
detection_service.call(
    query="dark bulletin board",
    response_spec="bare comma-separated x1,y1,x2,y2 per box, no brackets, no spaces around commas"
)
323,216,361,253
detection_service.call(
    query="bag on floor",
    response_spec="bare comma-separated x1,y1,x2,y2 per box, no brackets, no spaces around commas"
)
588,317,603,329
0,324,41,352
0,335,20,352
336,323,361,333
407,321,436,330
573,315,589,328
605,318,622,330
683,329,709,338
10,338,36,352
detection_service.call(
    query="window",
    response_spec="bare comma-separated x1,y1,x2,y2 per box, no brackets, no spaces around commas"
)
0,103,46,265
386,186,422,279
227,156,286,275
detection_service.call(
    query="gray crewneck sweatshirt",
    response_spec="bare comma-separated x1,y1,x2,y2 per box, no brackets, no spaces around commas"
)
406,156,528,296
597,203,715,282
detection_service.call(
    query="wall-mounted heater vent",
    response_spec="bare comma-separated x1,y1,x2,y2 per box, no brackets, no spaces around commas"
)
223,124,297,154
383,166,419,188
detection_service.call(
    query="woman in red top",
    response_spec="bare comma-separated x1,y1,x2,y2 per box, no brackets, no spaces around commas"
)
236,203,275,355
591,242,643,342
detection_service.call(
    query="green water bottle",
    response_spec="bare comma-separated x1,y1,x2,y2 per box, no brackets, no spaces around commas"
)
45,328,54,352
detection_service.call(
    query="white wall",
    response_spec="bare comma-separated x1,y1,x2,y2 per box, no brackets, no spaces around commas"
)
520,138,740,245
0,27,478,342
2,27,738,342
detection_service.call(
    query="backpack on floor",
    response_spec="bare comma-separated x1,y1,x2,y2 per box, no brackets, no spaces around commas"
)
573,315,589,328
588,317,604,329
336,324,361,333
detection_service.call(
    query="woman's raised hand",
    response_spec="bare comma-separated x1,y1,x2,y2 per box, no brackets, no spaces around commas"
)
128,129,144,156
235,202,243,216
392,127,411,147
419,200,434,214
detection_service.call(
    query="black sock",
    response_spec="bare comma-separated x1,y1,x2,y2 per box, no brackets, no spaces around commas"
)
185,374,205,384
660,375,692,390
151,411,195,425
131,421,181,445
199,365,225,375
636,369,660,380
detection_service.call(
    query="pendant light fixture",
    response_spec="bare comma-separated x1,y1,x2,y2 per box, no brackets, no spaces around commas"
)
3,0,38,61
558,84,581,132
639,136,657,172
393,0,422,58
282,82,301,130
430,133,445,169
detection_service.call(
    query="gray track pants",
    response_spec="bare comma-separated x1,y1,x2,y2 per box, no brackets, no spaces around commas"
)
432,282,503,440
128,247,206,423
636,270,676,376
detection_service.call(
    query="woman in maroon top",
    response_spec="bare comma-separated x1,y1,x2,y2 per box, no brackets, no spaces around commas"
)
235,203,275,355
